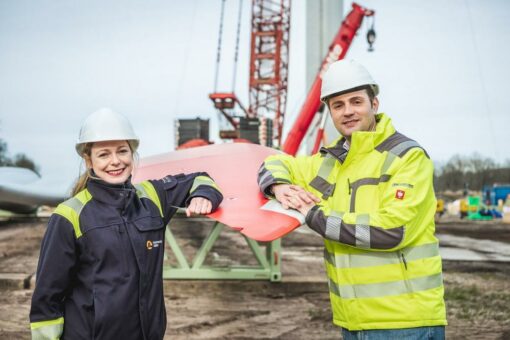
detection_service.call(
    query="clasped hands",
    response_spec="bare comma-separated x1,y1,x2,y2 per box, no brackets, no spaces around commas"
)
271,184,321,216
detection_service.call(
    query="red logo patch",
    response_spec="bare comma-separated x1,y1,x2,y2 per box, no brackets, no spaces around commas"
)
395,189,405,200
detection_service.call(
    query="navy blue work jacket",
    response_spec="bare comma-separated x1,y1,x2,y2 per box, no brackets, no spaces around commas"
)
30,173,222,340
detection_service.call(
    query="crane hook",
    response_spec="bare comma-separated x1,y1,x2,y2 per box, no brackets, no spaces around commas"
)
367,26,376,52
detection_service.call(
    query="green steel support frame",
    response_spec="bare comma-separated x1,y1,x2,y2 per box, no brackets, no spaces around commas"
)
162,220,282,282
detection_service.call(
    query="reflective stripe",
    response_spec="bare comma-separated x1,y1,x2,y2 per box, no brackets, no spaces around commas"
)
328,273,443,299
376,131,427,174
324,242,440,268
333,273,443,299
257,170,272,187
53,189,92,239
309,177,336,199
31,317,64,340
325,215,341,241
355,224,370,248
375,132,410,153
265,159,290,173
135,181,164,217
389,140,421,158
381,152,398,174
309,155,337,199
403,242,439,261
318,156,336,179
349,175,391,212
190,175,221,195
328,277,341,296
355,214,370,247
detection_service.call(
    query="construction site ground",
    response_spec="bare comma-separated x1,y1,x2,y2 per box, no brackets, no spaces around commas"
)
1,216,509,339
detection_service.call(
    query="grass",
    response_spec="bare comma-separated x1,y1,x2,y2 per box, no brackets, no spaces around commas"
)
445,284,510,322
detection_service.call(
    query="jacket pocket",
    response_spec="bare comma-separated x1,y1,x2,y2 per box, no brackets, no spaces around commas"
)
133,215,165,232
133,216,165,253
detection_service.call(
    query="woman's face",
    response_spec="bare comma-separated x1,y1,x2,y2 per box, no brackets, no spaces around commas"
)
87,140,133,184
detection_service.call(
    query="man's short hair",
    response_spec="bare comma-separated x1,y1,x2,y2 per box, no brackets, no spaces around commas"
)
325,85,376,106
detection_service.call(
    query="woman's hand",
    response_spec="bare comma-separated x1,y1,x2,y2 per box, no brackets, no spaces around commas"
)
186,197,213,217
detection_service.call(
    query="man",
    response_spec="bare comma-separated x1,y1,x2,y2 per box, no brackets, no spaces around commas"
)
258,60,446,339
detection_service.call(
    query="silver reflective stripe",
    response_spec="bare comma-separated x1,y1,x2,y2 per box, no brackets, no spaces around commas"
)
317,155,336,179
324,242,440,269
355,224,370,248
328,278,341,296
135,184,148,199
65,196,84,214
355,215,370,248
332,273,443,299
381,151,398,174
403,242,439,261
309,155,337,198
258,170,272,187
325,211,343,241
324,248,336,266
389,140,420,157
325,216,341,241
380,141,420,175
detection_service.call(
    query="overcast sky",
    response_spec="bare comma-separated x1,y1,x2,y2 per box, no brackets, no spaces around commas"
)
1,0,509,188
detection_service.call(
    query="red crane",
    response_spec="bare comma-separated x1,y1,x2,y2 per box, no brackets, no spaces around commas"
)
205,2,374,153
282,3,375,155
248,0,291,147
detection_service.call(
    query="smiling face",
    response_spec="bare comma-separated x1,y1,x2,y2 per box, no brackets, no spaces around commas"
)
86,140,133,184
327,89,379,141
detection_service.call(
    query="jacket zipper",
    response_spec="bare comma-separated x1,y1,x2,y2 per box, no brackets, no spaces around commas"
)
399,251,412,293
117,223,130,277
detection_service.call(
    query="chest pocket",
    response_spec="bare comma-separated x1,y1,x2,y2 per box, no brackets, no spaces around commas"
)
133,216,165,251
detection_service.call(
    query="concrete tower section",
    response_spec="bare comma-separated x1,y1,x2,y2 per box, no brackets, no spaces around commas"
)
305,0,343,88
302,0,344,153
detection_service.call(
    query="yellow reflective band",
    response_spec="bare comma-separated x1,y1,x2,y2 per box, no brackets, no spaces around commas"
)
53,189,92,239
31,317,64,330
190,176,221,194
135,181,163,217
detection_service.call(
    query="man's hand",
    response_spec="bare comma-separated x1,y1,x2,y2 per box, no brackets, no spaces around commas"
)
271,184,320,215
186,197,212,217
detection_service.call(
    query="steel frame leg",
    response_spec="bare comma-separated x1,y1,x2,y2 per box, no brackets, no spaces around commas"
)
162,220,282,282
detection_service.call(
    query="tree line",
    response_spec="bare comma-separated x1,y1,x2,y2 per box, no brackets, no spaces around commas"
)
0,137,40,175
1,129,508,190
434,153,510,192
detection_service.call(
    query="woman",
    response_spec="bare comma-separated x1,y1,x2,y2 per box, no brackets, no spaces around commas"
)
29,108,223,340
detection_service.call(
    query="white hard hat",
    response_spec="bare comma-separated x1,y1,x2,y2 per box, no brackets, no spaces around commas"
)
75,108,139,156
320,59,379,102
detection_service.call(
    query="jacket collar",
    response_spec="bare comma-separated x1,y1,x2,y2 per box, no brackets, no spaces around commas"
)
323,113,395,157
86,175,136,209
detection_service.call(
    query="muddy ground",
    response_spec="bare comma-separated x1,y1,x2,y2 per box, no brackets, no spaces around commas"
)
0,216,509,339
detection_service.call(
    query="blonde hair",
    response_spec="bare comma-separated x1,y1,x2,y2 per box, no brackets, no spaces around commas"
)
71,141,138,196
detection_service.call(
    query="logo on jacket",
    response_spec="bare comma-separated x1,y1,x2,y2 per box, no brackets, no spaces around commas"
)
146,240,163,250
395,189,405,200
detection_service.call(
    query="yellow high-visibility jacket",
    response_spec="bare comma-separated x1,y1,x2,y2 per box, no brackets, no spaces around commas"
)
258,114,446,330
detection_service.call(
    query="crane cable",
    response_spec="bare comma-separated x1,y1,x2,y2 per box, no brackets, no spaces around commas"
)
231,0,244,92
214,0,227,92
464,0,499,159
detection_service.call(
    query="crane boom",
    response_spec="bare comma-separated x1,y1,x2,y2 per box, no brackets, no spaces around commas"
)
282,2,374,155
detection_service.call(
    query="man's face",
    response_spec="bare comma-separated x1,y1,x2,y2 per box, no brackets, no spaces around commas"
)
328,89,379,139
